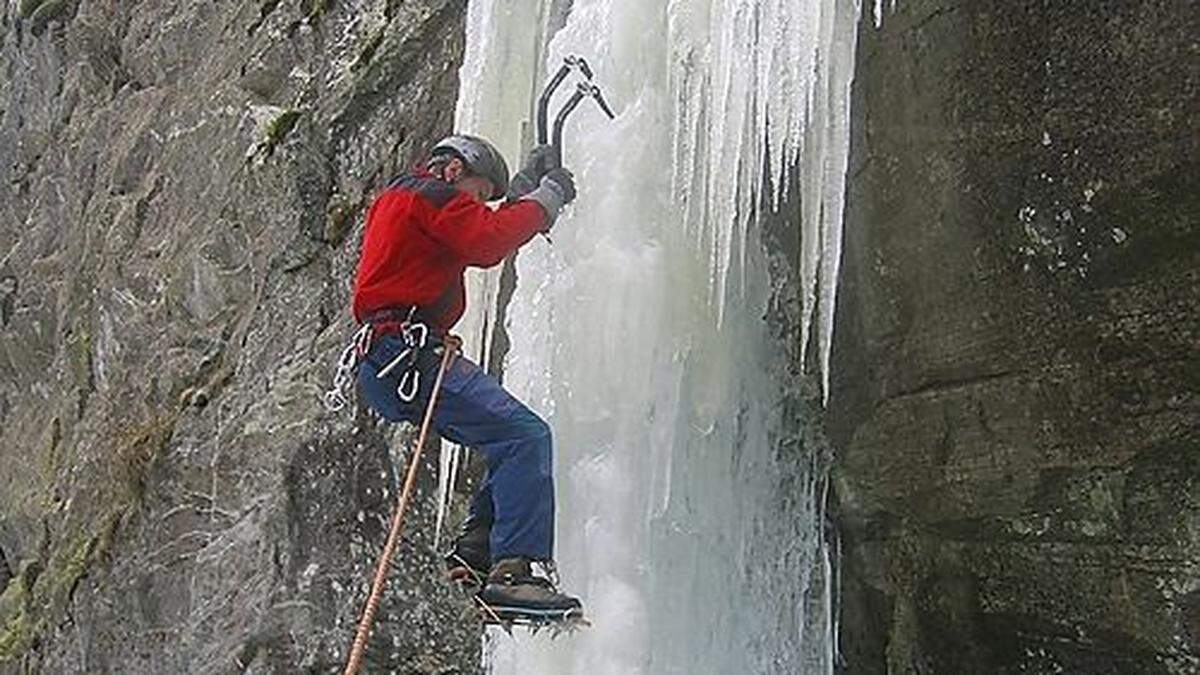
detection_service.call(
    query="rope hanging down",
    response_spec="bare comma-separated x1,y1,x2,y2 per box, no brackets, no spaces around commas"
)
343,336,462,675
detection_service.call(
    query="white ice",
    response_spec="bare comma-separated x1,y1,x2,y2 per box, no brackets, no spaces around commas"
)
451,0,862,672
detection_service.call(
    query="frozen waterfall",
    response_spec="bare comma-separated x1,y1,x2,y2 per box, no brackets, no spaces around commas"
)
452,0,861,672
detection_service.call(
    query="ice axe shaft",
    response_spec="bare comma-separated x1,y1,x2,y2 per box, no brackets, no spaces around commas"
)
537,65,573,145
549,87,585,166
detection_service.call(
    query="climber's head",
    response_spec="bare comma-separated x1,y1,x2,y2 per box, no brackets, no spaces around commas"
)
427,134,510,201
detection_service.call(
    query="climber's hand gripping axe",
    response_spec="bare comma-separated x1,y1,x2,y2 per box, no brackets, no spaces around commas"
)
536,55,616,168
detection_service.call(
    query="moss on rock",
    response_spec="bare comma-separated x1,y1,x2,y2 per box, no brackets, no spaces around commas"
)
265,109,302,151
22,0,69,33
0,610,35,663
17,0,45,18
351,29,386,72
247,106,304,161
0,412,175,664
302,0,335,23
0,563,37,663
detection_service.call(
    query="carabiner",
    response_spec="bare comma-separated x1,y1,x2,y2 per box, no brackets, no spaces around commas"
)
397,369,421,403
402,322,429,350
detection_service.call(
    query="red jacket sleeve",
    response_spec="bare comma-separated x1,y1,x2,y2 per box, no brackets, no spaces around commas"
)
418,194,548,268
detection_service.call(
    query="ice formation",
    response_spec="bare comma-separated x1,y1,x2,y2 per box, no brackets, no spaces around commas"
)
448,0,863,672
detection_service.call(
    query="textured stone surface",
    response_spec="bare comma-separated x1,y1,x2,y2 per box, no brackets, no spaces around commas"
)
0,1,481,672
831,1,1198,673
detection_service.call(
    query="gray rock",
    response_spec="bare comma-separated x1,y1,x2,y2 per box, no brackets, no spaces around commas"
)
0,0,480,672
831,1,1198,673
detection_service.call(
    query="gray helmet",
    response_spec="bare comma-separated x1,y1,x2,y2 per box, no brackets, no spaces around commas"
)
430,134,510,200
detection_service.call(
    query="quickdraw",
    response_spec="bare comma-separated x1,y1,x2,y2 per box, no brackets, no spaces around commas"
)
324,323,373,412
374,321,430,404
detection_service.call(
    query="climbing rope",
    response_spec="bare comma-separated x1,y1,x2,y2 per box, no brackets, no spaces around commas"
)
342,335,462,675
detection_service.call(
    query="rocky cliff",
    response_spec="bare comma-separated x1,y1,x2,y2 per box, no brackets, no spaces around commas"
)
0,1,481,672
4,1,1197,674
831,1,1198,672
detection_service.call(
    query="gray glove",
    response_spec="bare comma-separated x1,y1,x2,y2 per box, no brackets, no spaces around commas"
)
520,167,576,226
505,145,557,201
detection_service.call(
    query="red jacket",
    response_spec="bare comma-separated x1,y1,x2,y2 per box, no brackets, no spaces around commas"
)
352,171,547,333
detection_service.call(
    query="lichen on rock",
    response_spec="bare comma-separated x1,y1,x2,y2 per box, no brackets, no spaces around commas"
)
246,105,304,162
0,560,40,665
18,0,70,34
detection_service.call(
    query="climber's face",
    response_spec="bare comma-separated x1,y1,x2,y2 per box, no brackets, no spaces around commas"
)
442,157,497,203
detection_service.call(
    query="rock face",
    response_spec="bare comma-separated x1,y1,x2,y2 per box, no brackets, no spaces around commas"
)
831,1,1198,673
0,1,481,672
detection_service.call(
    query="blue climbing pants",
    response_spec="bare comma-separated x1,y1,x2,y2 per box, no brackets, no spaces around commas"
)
357,333,554,562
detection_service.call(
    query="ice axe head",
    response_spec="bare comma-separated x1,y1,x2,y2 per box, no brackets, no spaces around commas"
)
566,54,594,80
538,56,594,145
536,55,616,165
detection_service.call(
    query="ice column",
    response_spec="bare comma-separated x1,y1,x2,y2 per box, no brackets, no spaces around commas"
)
453,0,863,672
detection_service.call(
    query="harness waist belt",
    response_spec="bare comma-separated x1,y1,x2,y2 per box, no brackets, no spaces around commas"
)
362,305,440,338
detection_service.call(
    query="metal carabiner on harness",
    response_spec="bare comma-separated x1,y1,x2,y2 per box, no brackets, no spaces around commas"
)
396,369,421,403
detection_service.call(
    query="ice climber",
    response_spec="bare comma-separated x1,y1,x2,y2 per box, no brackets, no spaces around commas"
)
350,134,582,618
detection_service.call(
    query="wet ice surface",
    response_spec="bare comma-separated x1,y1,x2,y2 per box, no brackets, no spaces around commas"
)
454,1,860,672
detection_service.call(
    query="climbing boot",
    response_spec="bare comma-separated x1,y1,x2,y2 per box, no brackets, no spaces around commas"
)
443,517,490,588
478,557,583,620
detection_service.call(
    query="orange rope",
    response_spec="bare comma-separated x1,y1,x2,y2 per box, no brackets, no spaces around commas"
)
343,336,461,675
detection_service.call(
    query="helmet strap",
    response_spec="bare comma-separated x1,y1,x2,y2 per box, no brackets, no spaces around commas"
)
426,155,451,179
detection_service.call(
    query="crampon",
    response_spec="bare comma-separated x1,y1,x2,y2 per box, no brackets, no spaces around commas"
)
448,571,590,636
473,595,590,636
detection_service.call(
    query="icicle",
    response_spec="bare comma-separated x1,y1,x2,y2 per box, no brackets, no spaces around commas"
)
434,442,468,551
809,0,860,401
433,440,452,549
873,0,899,28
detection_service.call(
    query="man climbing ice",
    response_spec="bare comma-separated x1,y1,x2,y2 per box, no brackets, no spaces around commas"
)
350,134,582,620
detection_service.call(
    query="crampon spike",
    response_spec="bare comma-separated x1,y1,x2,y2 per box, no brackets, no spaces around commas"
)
473,595,590,637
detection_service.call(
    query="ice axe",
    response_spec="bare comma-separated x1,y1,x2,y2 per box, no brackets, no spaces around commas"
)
536,55,616,167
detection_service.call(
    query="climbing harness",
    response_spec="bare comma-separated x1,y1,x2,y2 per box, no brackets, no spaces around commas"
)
374,320,430,404
343,334,462,675
324,308,434,412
